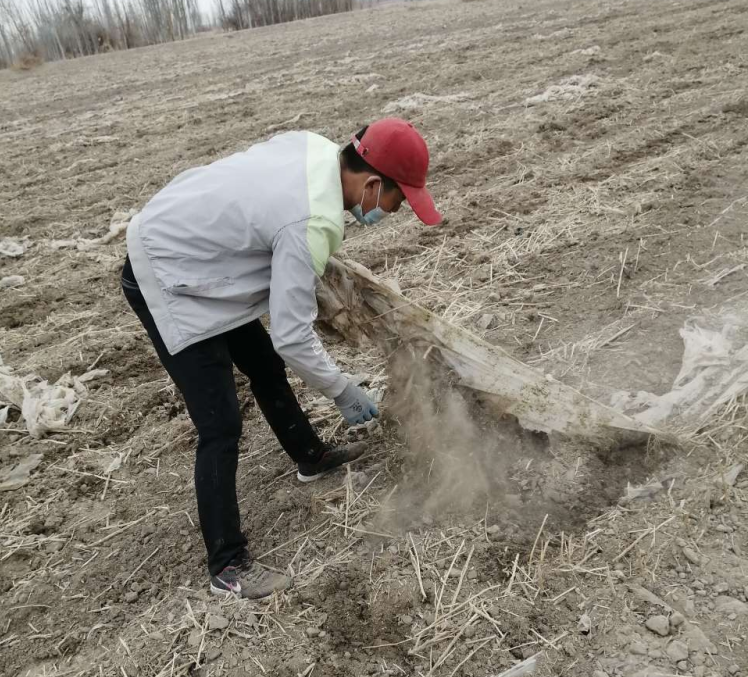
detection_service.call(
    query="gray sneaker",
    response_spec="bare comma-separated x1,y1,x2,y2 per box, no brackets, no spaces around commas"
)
210,561,291,599
297,442,366,483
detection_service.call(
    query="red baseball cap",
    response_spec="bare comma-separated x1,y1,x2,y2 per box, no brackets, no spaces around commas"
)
352,118,442,226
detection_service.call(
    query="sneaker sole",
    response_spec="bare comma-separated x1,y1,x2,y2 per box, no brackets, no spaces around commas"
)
296,469,332,483
297,446,366,483
210,583,241,598
210,583,282,599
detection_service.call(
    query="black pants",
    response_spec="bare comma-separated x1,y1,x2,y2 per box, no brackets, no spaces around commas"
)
121,257,326,575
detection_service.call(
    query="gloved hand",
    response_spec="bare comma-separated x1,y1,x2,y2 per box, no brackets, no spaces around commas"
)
334,381,379,425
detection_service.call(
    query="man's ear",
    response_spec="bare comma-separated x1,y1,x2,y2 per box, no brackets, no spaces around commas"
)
361,175,378,198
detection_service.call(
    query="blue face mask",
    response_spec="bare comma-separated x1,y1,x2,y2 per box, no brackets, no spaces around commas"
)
350,180,388,226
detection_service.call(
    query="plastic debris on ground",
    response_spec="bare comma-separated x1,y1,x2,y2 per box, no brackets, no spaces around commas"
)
611,303,748,429
0,237,30,257
0,355,108,438
0,454,44,491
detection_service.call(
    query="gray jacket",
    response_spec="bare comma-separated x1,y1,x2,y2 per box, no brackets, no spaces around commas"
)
126,131,348,399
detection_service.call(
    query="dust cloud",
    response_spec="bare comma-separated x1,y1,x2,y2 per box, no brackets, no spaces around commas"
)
370,344,647,536
375,345,542,529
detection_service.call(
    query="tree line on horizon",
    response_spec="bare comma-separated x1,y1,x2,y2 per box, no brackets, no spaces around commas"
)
0,0,356,69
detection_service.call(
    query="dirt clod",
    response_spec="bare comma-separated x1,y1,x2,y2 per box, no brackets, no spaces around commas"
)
188,630,202,648
645,615,670,637
208,614,229,631
669,612,685,628
683,548,702,566
715,597,748,616
666,640,689,663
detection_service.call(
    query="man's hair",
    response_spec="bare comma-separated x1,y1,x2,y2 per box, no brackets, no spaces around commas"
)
340,127,399,192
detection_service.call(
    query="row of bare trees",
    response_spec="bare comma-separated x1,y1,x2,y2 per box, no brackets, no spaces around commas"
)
0,0,358,69
0,0,204,67
214,0,353,31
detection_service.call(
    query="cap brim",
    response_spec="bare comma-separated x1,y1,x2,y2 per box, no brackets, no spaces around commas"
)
400,183,442,226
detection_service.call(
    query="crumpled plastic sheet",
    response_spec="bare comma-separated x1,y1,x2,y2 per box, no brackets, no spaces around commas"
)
0,210,137,257
524,74,600,106
318,258,661,440
611,305,748,428
44,208,137,251
0,275,25,288
0,454,43,491
0,237,30,257
0,356,108,438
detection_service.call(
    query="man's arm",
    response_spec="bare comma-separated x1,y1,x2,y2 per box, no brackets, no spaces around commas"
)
269,218,379,424
268,218,348,399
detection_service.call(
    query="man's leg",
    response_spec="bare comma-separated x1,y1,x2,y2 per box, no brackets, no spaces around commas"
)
121,260,247,575
226,320,366,481
226,320,326,464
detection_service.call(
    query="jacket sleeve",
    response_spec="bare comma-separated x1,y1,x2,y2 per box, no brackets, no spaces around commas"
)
268,217,348,399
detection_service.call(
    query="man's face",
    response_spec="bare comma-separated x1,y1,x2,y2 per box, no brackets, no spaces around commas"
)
361,177,406,216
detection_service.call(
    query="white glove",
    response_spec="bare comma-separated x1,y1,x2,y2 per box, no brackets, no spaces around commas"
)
334,381,379,425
